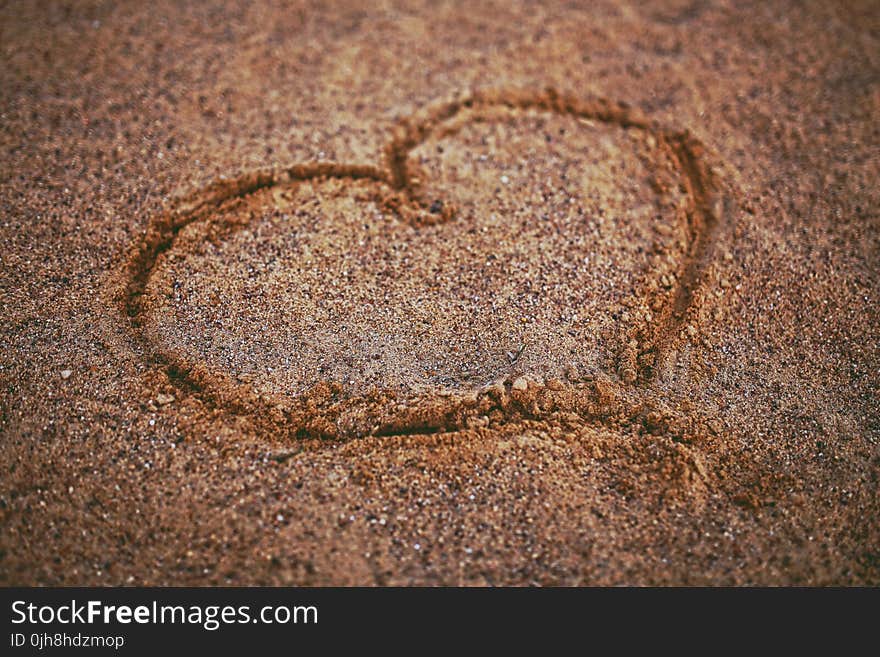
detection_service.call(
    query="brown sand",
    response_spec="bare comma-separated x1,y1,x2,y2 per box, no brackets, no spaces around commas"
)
1,0,878,585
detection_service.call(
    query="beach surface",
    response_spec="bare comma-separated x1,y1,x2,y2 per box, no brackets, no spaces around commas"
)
1,0,878,584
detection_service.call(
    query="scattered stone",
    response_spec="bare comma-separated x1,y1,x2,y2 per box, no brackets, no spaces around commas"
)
620,367,637,384
156,393,175,405
466,415,490,429
270,448,300,463
511,344,527,363
512,377,528,391
485,380,506,401
60,369,72,380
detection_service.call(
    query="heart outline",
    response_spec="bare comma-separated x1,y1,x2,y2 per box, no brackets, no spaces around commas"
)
117,87,723,440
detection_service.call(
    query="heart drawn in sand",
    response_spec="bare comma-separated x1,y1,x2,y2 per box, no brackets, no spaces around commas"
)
120,89,723,440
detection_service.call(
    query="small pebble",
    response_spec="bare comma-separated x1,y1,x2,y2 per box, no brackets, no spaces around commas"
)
512,377,528,391
60,369,72,380
156,393,175,405
500,175,510,184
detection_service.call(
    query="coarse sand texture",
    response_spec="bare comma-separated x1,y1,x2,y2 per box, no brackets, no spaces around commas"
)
1,1,878,585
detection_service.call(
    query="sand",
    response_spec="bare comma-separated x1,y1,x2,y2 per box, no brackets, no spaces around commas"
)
1,0,878,585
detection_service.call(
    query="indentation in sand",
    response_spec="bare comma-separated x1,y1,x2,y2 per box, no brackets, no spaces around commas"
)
118,88,723,440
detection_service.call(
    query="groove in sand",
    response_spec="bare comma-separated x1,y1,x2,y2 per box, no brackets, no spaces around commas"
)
117,87,724,441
